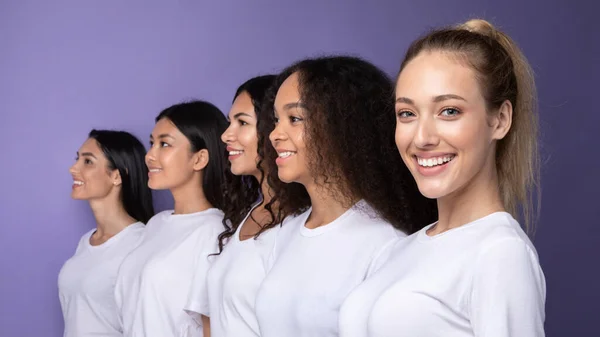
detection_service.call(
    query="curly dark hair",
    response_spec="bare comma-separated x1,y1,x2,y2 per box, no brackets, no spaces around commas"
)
259,55,437,233
218,75,311,253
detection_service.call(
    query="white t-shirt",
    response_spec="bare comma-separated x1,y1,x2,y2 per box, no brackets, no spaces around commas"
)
115,208,224,337
58,222,145,337
255,201,404,337
193,204,282,337
339,212,546,337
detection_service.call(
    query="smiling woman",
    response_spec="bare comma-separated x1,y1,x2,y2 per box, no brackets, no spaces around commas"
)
114,101,238,337
59,129,154,337
339,19,546,337
254,56,437,337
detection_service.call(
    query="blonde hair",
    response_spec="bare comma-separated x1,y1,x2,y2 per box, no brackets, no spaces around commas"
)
398,19,540,233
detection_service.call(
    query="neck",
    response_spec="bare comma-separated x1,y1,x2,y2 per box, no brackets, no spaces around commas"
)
304,181,352,229
171,176,213,214
434,162,504,235
89,194,136,237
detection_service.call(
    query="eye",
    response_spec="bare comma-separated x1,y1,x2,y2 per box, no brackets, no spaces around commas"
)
396,110,415,118
273,116,280,124
440,107,461,117
84,159,92,165
160,142,170,147
290,116,303,123
149,141,154,147
238,119,249,126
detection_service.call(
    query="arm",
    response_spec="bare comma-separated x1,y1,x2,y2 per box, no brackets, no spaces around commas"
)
470,238,546,337
201,315,210,337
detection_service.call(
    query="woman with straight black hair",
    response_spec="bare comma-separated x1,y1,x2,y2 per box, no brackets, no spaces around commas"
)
115,100,237,337
59,129,154,337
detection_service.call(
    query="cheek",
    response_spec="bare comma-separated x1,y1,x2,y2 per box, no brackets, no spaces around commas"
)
395,123,414,154
85,169,112,193
240,130,259,153
441,118,489,154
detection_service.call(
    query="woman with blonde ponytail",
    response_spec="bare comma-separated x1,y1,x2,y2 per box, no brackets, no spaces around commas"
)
339,19,546,337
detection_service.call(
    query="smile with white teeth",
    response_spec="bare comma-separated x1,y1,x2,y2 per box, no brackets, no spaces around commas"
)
149,168,162,173
417,155,455,167
278,151,296,158
73,180,84,185
229,150,243,155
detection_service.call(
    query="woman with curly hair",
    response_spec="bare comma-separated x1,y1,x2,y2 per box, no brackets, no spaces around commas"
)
186,75,310,337
254,55,437,337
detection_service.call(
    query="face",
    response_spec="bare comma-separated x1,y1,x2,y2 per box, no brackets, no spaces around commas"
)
69,138,119,200
394,51,509,200
269,72,310,184
221,91,261,177
146,118,204,190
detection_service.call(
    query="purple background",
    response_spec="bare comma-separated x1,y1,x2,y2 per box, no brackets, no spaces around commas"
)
1,1,597,336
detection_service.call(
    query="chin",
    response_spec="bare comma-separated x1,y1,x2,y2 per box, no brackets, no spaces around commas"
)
415,182,449,200
230,165,251,177
71,193,87,200
148,180,168,190
276,171,297,184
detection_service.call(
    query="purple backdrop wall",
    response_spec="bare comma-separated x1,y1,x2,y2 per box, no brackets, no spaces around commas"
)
1,1,596,336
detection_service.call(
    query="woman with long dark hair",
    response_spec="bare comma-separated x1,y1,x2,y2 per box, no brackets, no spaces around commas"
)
254,56,437,337
59,129,154,337
185,75,310,337
115,101,237,337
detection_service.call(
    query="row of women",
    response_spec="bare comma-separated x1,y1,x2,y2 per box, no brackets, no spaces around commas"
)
58,19,546,337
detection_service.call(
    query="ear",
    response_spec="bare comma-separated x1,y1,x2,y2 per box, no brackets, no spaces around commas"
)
111,169,123,187
491,100,513,141
192,149,210,171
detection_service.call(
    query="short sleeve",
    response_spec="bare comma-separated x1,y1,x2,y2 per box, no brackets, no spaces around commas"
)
470,238,546,337
183,226,220,324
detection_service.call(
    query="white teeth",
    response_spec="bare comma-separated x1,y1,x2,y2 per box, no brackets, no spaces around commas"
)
417,155,454,167
73,181,84,185
149,169,161,173
229,150,243,155
278,151,295,158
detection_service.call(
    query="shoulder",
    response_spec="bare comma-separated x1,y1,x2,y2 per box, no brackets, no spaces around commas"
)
72,228,95,252
474,213,539,261
469,213,542,281
145,210,172,227
350,202,407,240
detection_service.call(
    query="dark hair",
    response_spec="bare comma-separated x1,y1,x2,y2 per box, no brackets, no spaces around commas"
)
260,55,437,233
398,19,539,232
89,129,155,224
155,100,232,211
218,75,279,252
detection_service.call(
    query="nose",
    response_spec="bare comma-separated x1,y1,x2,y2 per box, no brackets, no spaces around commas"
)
269,122,287,145
69,161,78,175
221,125,234,144
414,117,440,149
145,146,156,167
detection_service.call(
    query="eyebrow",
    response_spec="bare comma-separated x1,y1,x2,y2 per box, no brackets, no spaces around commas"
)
149,133,175,140
432,94,467,103
395,97,415,105
283,102,307,111
78,152,97,159
233,112,253,119
396,94,467,105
